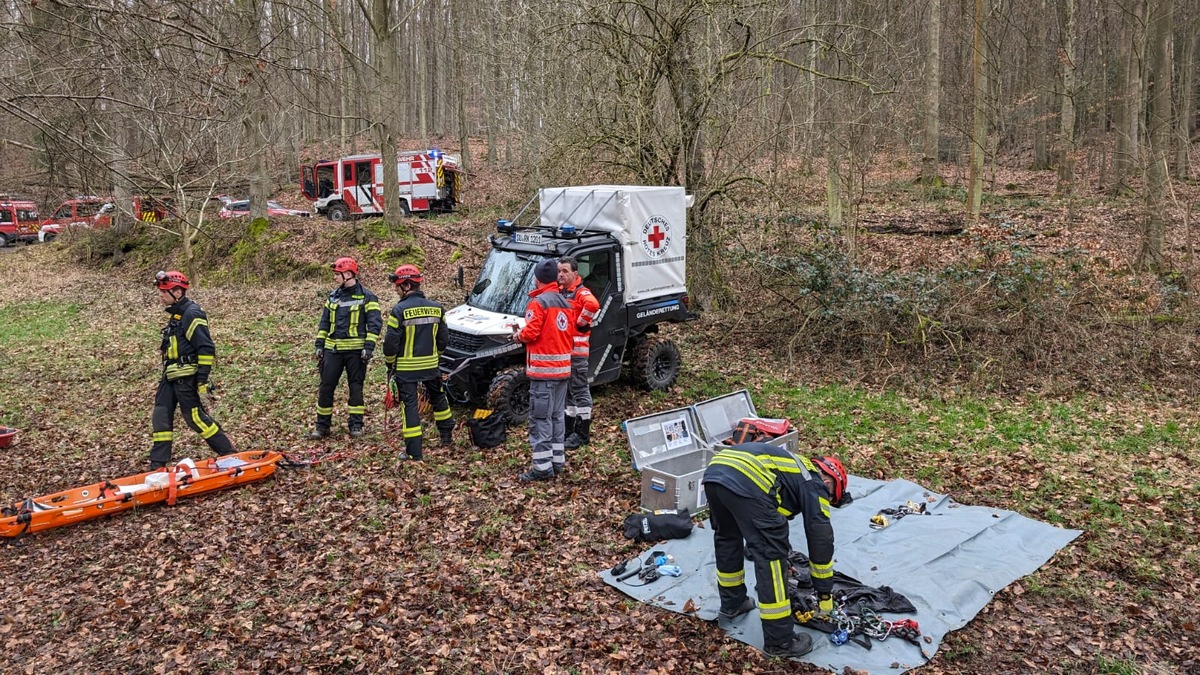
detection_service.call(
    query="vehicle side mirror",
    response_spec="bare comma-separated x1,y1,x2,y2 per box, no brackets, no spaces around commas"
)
456,265,464,289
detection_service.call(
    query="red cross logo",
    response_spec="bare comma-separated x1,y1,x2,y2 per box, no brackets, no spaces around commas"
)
647,225,665,249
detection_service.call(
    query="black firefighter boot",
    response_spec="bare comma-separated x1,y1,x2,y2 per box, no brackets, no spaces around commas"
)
437,421,455,447
404,436,424,461
564,418,591,449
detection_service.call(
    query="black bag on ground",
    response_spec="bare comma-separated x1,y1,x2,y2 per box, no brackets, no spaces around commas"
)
622,509,694,543
468,409,507,449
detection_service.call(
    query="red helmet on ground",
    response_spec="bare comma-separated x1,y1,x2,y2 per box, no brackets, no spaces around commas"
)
389,264,423,284
811,455,850,507
331,257,359,276
154,270,189,291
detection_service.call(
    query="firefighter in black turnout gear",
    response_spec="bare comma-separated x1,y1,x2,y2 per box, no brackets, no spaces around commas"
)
382,264,453,460
149,271,236,470
310,257,382,439
702,444,852,659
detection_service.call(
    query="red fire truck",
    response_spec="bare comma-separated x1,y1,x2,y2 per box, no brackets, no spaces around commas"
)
300,149,460,221
0,195,40,246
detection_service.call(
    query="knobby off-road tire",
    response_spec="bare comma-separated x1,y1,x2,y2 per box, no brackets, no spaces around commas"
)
327,203,351,222
631,336,681,391
486,366,530,426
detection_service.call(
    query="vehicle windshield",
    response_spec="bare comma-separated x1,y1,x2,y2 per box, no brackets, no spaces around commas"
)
466,249,537,316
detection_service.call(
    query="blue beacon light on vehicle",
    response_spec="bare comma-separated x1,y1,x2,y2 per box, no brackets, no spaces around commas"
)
429,148,443,159
496,219,515,233
560,224,576,236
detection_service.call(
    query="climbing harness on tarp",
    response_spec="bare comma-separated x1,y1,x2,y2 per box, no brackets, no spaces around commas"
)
786,551,930,660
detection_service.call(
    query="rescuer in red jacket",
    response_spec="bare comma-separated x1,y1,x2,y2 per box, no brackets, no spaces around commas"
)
511,258,574,482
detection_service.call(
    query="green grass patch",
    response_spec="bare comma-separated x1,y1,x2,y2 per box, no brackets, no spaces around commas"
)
0,301,79,343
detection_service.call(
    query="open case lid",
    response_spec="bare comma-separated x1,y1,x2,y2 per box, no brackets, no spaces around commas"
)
623,405,706,471
693,389,759,445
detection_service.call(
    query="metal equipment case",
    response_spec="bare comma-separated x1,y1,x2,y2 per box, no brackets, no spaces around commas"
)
624,390,798,516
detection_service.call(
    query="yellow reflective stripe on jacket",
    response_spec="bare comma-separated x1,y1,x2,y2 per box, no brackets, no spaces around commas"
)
196,355,214,366
185,318,208,341
386,315,400,329
393,354,439,371
810,558,834,580
709,450,775,494
167,335,179,360
324,337,367,351
165,363,198,380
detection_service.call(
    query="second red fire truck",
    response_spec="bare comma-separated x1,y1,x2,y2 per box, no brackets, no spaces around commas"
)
300,149,460,221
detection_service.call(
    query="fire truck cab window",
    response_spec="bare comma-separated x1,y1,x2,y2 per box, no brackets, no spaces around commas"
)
54,206,72,219
0,208,12,223
317,166,334,198
355,162,372,186
343,163,353,183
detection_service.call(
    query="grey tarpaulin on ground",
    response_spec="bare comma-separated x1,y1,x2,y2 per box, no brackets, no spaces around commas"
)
599,475,1082,674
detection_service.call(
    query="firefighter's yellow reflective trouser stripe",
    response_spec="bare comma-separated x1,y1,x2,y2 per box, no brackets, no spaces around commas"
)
191,408,220,440
316,405,333,415
717,568,745,588
433,406,452,422
347,405,365,415
152,431,174,442
758,559,792,621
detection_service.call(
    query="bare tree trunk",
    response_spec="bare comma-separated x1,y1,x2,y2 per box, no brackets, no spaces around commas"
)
453,0,470,175
966,0,987,222
827,146,849,259
370,0,401,234
1032,0,1053,171
1056,0,1078,193
919,0,943,189
1175,25,1197,179
1136,0,1173,271
1112,0,1146,194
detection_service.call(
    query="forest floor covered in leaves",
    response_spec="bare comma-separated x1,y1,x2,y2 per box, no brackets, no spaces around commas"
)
1,163,1199,674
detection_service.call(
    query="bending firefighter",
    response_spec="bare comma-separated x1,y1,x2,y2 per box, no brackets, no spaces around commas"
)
149,271,236,470
702,443,852,659
381,264,453,460
310,257,382,439
557,256,600,449
511,258,574,482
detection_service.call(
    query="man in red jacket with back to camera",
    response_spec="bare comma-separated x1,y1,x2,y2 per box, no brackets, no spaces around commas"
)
511,258,574,482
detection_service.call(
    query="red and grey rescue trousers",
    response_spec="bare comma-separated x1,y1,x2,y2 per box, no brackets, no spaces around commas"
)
150,376,235,465
394,376,453,460
704,482,803,650
316,350,366,432
529,378,568,473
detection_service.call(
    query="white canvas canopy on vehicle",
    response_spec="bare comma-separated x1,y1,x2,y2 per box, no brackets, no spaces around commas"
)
538,185,691,303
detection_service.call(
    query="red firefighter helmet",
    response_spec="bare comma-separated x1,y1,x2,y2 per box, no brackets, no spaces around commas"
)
154,270,189,291
389,264,423,285
331,257,359,276
811,455,850,507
